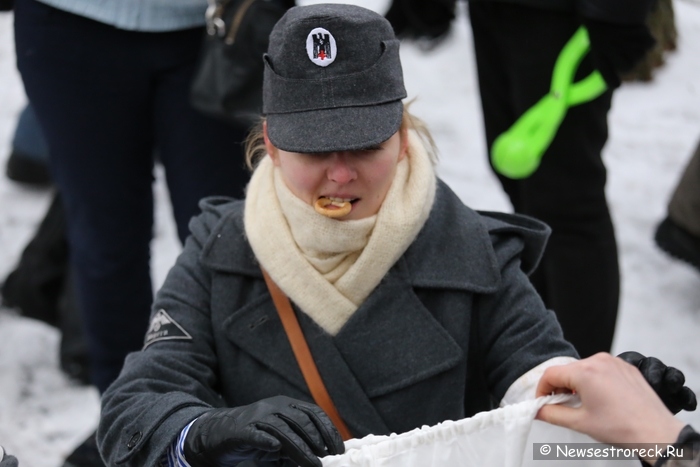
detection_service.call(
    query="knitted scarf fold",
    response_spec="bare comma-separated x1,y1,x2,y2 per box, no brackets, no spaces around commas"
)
244,131,436,335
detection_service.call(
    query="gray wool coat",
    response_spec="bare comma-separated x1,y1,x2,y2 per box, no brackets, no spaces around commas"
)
98,179,578,466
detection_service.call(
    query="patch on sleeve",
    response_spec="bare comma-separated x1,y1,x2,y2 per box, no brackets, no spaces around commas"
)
143,309,193,349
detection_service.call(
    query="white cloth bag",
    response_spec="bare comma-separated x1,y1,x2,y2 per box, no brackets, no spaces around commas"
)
322,395,639,467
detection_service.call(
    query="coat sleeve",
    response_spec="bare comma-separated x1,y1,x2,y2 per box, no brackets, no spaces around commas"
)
472,226,580,404
97,203,231,467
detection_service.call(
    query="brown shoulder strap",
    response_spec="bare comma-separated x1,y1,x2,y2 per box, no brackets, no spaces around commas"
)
261,269,353,441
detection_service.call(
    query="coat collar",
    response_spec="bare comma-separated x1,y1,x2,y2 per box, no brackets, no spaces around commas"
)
200,180,550,293
197,179,549,293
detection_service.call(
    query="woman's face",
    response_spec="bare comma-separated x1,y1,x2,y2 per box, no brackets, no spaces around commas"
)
265,123,408,220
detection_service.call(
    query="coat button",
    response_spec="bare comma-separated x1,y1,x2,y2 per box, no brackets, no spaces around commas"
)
126,431,142,449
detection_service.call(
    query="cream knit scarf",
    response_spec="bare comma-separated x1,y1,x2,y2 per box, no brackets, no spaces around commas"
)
244,131,436,335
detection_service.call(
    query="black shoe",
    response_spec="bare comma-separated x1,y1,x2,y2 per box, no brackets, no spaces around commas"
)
0,194,68,327
654,216,700,273
5,150,51,187
62,432,105,467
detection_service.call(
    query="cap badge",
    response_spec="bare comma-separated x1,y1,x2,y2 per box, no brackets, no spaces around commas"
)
306,27,336,67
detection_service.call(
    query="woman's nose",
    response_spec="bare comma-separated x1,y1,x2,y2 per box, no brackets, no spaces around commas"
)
327,153,357,184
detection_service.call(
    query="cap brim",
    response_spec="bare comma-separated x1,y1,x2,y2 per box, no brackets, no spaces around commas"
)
266,100,403,153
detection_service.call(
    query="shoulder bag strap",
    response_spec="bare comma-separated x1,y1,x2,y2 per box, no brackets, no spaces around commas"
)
261,269,353,441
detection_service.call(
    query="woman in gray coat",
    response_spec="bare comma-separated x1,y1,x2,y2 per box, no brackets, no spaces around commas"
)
97,4,694,467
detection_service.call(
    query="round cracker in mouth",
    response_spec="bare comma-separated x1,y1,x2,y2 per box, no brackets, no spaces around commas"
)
314,197,353,218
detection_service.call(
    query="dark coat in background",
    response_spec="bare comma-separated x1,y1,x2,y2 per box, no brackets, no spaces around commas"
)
98,180,577,467
384,0,655,359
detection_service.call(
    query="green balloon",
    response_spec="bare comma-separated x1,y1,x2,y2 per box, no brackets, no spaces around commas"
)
491,26,608,180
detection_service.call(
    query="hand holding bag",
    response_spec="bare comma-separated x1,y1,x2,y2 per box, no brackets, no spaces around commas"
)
190,0,293,126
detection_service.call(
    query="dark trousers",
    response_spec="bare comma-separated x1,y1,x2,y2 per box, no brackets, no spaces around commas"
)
469,3,619,357
14,0,250,392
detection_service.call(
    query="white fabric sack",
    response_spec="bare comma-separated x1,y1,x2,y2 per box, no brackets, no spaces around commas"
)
322,395,639,467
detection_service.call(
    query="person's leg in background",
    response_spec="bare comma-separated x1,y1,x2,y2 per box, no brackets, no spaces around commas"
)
469,3,619,357
2,101,90,384
655,138,700,271
15,0,249,395
150,28,249,242
14,3,248,465
15,0,158,395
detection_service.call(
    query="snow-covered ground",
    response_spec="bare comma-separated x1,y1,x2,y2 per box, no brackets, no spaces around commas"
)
1,1,700,466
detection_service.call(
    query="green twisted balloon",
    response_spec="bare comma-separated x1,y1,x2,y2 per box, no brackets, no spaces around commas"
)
490,26,608,180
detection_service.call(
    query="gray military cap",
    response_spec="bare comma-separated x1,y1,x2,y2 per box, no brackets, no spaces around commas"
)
262,3,407,153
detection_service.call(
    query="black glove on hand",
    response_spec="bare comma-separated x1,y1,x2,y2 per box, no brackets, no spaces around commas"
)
385,0,456,47
183,395,345,467
584,19,656,88
617,351,698,414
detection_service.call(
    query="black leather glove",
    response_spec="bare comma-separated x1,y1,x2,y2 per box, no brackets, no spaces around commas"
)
385,0,456,47
584,18,656,88
617,351,697,414
183,395,345,467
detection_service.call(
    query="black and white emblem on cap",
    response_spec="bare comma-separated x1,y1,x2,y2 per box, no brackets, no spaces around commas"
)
143,309,193,349
306,27,336,67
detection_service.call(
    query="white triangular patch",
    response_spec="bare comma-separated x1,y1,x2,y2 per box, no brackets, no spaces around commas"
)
143,309,193,349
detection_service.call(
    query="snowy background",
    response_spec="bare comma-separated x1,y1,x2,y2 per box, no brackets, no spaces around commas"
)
1,1,700,465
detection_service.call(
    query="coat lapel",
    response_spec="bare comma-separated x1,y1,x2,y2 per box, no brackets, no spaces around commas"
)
221,286,391,436
297,311,392,436
221,258,468,438
332,259,464,399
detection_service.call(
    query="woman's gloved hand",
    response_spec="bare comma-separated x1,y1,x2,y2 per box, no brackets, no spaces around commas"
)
583,19,656,88
617,351,697,414
385,0,456,47
0,0,13,12
183,395,345,467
